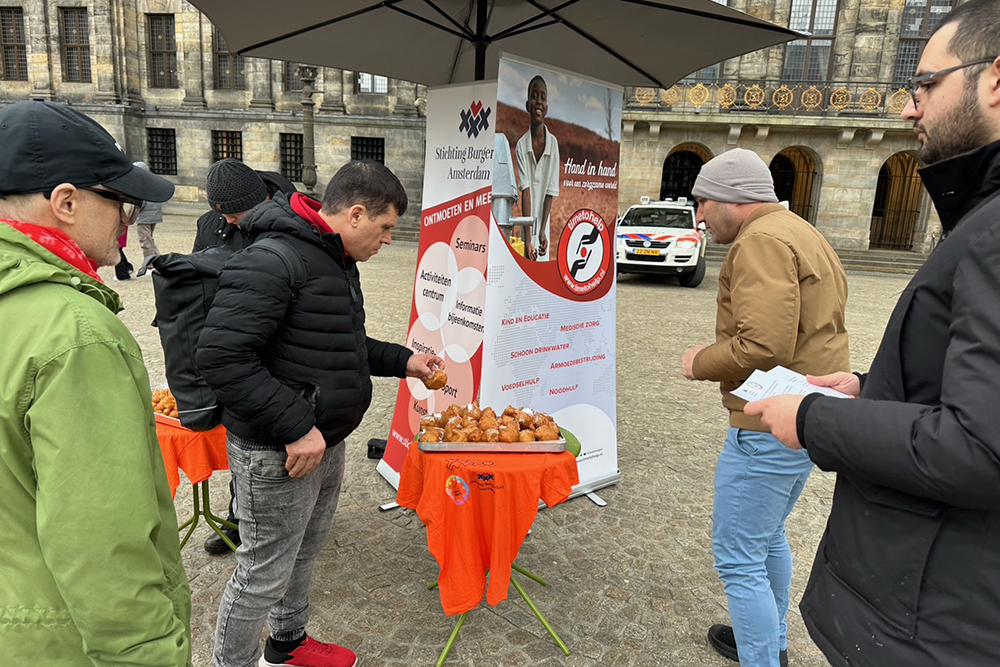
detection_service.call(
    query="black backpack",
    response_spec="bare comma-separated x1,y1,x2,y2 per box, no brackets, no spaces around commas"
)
151,238,306,430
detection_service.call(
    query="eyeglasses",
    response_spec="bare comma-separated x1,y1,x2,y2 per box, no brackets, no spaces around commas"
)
906,58,997,106
78,187,143,224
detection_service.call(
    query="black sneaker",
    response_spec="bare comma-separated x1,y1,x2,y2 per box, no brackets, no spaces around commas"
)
708,624,787,667
203,525,240,554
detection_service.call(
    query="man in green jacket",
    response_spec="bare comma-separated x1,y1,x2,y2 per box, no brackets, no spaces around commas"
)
0,101,191,666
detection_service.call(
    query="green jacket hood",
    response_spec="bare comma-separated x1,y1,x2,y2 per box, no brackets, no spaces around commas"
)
0,222,122,312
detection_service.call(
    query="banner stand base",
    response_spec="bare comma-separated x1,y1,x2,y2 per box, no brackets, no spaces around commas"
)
379,501,400,512
584,492,608,507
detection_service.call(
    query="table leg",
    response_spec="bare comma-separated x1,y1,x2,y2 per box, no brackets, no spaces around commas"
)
510,572,570,656
435,612,468,667
177,483,201,549
511,563,548,586
177,480,239,552
200,480,238,551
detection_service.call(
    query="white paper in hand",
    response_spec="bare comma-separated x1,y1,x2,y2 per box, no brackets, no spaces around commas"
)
731,366,850,402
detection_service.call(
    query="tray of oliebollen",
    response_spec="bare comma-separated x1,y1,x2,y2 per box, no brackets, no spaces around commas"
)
417,432,567,453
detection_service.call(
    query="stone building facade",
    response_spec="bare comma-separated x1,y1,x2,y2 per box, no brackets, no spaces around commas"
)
620,0,951,253
0,0,428,233
0,0,957,251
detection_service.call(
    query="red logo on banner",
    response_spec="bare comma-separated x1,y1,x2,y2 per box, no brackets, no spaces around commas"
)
556,209,612,295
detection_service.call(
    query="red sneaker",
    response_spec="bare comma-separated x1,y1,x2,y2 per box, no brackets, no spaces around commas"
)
259,635,358,667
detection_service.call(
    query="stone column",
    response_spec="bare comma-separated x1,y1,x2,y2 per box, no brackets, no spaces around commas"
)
392,79,419,117
26,1,54,99
248,58,274,109
180,10,206,108
299,65,319,195
320,67,347,113
92,1,119,102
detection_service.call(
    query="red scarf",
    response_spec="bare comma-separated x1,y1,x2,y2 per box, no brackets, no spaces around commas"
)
2,219,102,282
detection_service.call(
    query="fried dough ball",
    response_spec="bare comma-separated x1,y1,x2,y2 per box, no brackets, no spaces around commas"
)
515,410,535,429
481,407,497,421
444,427,469,443
419,415,439,431
483,428,501,442
502,405,517,418
478,414,499,431
532,412,554,429
464,427,484,442
423,369,448,390
461,416,478,429
518,429,536,443
463,403,483,420
419,428,445,443
535,422,560,441
498,424,519,443
500,415,518,428
443,404,463,420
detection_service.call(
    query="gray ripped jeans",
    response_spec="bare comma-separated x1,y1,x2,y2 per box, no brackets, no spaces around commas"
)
211,434,346,667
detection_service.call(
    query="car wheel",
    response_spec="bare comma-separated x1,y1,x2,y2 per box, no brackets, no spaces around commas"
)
678,256,706,288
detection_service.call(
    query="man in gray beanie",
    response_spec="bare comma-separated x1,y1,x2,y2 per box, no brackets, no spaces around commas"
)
679,148,849,667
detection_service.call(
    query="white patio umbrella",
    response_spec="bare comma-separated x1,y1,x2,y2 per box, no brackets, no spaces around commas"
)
189,0,799,89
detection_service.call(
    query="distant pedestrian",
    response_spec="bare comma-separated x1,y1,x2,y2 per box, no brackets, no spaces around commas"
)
133,160,166,276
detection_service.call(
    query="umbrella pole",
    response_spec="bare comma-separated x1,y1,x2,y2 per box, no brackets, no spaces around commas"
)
474,0,487,80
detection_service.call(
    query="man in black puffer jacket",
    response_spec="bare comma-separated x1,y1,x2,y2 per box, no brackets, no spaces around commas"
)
747,1,1000,665
196,160,443,667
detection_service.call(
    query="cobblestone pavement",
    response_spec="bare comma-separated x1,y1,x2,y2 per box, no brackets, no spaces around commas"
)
105,216,911,667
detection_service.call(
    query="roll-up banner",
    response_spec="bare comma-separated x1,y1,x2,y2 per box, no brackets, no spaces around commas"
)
379,55,622,499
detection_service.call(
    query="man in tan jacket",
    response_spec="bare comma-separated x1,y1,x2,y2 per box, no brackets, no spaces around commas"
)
680,148,849,667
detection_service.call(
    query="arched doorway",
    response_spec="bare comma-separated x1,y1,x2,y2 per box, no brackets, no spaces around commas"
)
769,147,819,223
661,144,712,201
870,152,923,250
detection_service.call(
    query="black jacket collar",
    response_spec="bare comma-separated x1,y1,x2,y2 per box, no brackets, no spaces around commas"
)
241,193,349,266
919,138,1000,234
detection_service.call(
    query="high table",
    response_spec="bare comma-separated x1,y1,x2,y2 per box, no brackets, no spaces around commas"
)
154,414,237,550
397,443,579,665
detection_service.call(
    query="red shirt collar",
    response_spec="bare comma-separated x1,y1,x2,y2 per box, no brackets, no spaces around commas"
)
289,193,333,234
289,193,350,259
2,219,102,282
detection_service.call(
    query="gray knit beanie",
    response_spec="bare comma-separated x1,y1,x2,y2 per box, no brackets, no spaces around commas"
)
206,158,268,214
691,148,778,204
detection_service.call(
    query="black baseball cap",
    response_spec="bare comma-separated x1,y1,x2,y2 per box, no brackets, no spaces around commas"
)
0,101,174,202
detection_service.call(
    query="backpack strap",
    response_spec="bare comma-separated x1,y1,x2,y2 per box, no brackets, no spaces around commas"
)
252,237,307,297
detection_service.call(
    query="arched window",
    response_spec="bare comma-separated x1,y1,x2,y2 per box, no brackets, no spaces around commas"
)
769,148,819,224
661,144,712,201
870,152,923,250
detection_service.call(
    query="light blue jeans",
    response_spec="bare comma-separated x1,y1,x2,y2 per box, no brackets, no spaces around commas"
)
713,427,813,667
212,435,346,667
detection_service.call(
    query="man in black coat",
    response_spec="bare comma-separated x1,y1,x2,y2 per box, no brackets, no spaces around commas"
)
747,1,1000,665
196,160,443,667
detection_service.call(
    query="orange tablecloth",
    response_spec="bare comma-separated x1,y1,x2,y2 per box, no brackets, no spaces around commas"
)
154,414,229,497
396,444,579,616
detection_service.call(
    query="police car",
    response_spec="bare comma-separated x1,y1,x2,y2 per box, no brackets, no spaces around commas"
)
616,196,707,287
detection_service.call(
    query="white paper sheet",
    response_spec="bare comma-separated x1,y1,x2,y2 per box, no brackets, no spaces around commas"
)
731,366,851,402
